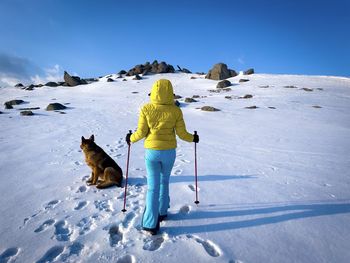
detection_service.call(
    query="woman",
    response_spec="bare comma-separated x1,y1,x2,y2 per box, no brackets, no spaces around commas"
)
126,79,199,235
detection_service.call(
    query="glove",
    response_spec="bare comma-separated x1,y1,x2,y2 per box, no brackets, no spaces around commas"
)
193,133,199,143
126,132,132,145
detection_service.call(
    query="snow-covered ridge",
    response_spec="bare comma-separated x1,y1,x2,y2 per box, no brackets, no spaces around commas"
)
0,73,349,263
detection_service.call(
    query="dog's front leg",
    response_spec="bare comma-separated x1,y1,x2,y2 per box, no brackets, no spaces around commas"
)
87,171,94,185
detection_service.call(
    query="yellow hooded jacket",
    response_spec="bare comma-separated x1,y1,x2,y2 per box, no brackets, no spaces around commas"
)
130,79,194,150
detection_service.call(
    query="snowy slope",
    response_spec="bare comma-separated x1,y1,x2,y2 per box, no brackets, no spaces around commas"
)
0,73,350,263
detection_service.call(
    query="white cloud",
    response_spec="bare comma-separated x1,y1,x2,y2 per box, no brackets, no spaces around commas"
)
30,64,63,84
0,74,22,87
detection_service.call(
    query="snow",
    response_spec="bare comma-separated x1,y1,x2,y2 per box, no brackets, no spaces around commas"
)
0,72,350,263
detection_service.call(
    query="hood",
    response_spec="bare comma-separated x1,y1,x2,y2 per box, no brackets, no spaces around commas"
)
150,79,174,105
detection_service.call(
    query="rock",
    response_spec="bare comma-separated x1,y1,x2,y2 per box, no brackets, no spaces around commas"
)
133,74,142,80
117,74,123,79
259,85,270,88
107,78,114,82
302,88,313,92
64,71,87,86
185,98,198,103
18,107,40,111
45,82,59,87
244,68,254,75
46,103,67,111
174,95,182,99
268,107,276,109
118,70,127,75
225,96,232,99
312,105,322,108
201,106,220,112
245,106,258,109
20,110,34,116
15,83,24,88
284,85,297,89
241,94,253,99
208,88,232,93
34,84,44,87
206,63,237,80
190,76,197,79
216,80,231,89
239,79,250,83
122,79,127,81
0,111,3,114
177,65,192,73
4,100,25,109
192,95,200,98
26,84,35,90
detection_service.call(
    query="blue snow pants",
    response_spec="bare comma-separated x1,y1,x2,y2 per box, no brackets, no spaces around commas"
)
142,149,176,229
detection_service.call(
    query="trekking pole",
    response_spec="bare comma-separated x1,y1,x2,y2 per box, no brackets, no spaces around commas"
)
194,131,200,205
122,130,132,212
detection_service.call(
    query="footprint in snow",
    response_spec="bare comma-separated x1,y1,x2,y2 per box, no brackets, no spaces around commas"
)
53,220,72,242
59,242,85,261
122,211,136,229
187,234,221,257
143,235,165,251
116,254,136,263
109,225,123,246
35,246,64,263
77,214,99,235
34,219,56,233
94,199,113,212
44,200,60,210
76,185,87,193
0,247,20,263
74,201,88,210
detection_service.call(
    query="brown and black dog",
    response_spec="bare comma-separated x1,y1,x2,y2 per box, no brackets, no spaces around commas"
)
80,135,123,189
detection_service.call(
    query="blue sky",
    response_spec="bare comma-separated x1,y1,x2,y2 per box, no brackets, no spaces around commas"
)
0,0,349,85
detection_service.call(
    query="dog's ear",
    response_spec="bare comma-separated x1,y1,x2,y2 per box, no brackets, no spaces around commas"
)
81,136,86,142
89,134,95,141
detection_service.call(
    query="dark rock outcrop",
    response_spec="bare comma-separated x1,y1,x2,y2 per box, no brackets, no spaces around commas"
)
206,63,237,80
216,80,231,89
15,83,24,88
133,74,142,80
239,79,250,83
46,103,67,111
124,61,175,77
45,82,59,87
177,65,192,73
20,110,34,116
64,71,87,86
201,106,220,112
244,68,254,75
185,98,198,103
4,100,25,109
107,78,114,82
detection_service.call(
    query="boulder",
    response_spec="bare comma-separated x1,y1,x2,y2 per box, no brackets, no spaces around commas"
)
46,103,67,111
26,84,35,90
15,83,24,88
201,106,220,112
205,63,237,80
244,68,254,75
64,71,87,86
185,98,198,103
20,110,34,116
133,74,142,80
45,82,59,87
118,70,127,75
177,65,192,73
245,106,258,109
206,63,237,80
4,100,25,109
107,78,114,82
239,79,250,83
241,94,253,99
216,80,231,89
